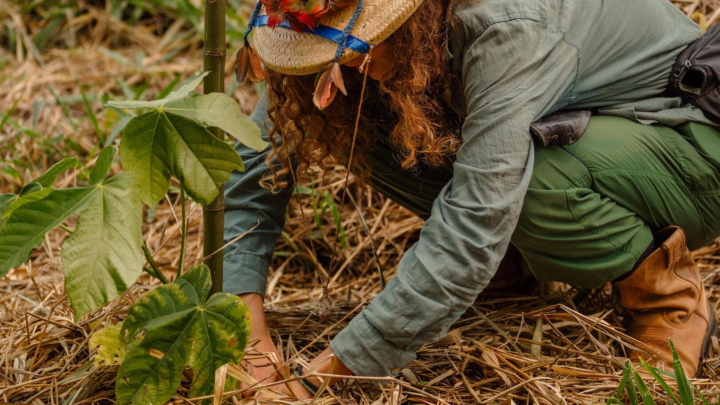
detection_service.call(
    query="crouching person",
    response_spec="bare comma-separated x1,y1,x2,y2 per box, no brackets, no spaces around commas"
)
224,0,719,397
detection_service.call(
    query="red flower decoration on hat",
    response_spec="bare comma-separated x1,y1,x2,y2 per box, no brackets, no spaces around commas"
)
261,0,349,32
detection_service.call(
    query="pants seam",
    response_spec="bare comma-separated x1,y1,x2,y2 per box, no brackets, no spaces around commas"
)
652,125,713,242
559,146,643,259
564,189,643,260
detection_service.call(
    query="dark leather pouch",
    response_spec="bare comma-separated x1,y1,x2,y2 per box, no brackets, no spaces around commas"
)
530,110,592,147
668,24,720,124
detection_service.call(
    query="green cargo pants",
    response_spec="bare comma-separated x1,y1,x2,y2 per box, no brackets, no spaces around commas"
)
511,116,720,288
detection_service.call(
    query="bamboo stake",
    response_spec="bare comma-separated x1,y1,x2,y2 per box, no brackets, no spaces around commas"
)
202,0,226,296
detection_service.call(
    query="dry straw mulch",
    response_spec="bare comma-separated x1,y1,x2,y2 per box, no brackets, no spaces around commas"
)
0,0,719,404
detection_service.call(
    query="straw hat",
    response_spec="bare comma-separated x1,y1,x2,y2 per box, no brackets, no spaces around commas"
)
251,0,424,76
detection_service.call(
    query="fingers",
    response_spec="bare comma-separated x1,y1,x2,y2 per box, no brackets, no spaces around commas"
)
240,335,283,398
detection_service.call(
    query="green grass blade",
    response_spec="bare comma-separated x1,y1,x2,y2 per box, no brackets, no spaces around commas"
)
640,358,681,405
1,93,24,132
669,340,694,405
31,99,45,129
97,46,135,68
633,369,656,405
132,77,152,100
324,192,347,249
311,179,322,230
624,361,639,405
32,14,64,52
610,360,633,403
693,385,711,405
81,87,102,143
157,74,182,100
105,115,132,147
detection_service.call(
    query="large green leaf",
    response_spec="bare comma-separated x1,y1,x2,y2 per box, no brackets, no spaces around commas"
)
162,93,266,151
119,111,244,205
107,73,265,152
0,186,97,277
116,265,251,405
62,173,144,320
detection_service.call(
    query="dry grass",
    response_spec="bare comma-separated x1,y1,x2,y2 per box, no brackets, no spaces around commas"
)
0,0,719,404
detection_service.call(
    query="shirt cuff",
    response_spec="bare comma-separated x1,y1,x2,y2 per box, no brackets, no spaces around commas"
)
330,312,416,377
222,253,269,297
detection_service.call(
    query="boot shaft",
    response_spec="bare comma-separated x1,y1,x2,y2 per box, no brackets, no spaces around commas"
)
617,227,709,324
616,227,714,377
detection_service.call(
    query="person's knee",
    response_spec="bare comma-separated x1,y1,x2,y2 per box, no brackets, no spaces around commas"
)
515,149,591,250
514,188,561,245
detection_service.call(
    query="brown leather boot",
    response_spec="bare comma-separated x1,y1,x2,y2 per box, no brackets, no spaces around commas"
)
616,227,718,377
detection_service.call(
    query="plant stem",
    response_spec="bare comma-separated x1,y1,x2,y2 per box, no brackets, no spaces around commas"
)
203,0,226,297
177,188,187,279
58,224,74,234
143,267,165,282
142,242,170,284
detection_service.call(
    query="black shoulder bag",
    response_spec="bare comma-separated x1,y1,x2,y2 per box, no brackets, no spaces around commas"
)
668,24,720,124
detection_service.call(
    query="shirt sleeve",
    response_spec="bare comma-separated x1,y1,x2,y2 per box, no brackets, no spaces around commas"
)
330,18,579,376
223,91,293,297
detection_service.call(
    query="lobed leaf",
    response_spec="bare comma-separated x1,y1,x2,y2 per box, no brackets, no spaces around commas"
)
162,93,266,152
119,111,244,205
107,71,265,153
116,265,251,405
62,173,144,320
0,186,98,277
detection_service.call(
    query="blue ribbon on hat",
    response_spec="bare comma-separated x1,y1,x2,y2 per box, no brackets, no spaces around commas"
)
253,15,371,55
243,0,369,61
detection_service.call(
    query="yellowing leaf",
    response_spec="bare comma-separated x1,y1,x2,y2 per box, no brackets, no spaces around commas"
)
116,265,252,405
90,322,141,366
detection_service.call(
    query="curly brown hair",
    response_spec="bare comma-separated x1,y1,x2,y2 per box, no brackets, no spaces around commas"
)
261,0,460,191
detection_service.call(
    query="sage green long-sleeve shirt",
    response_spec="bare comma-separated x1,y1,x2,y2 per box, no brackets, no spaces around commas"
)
224,0,703,377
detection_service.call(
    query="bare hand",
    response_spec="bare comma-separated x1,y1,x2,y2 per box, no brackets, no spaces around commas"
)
239,293,283,397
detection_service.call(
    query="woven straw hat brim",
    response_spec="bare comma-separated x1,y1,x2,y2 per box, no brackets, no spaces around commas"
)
252,0,424,76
